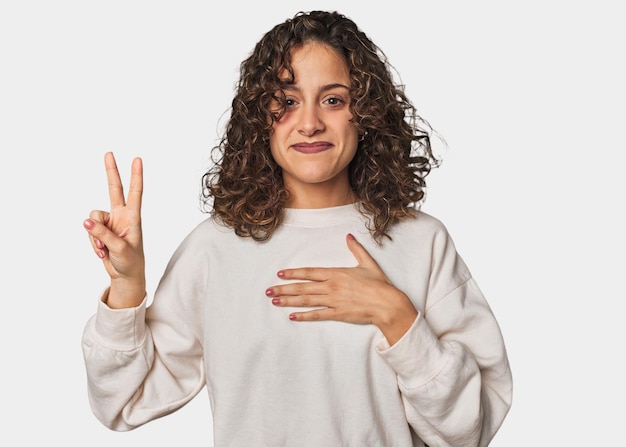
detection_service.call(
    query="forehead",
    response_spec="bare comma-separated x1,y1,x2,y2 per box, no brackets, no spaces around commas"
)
280,42,350,83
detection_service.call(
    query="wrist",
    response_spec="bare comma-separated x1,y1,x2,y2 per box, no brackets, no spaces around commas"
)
376,291,418,346
106,278,146,309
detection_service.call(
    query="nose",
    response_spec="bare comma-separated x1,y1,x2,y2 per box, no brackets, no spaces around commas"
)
298,103,324,137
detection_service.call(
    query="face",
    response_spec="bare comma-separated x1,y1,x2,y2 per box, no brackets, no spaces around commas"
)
269,43,359,208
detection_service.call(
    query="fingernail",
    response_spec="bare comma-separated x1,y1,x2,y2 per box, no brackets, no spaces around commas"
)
272,298,280,305
97,250,105,259
347,233,355,241
289,313,297,321
95,239,104,249
265,288,274,297
83,219,94,229
277,270,285,278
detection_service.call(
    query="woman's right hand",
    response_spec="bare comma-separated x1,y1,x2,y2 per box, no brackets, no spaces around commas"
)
83,152,146,308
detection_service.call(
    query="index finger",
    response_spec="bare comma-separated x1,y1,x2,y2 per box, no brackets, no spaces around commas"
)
104,152,125,208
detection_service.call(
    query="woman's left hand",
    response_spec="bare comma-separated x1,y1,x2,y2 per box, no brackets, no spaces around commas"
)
266,233,418,345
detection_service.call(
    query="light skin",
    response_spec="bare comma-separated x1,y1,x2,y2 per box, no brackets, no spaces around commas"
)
83,152,146,309
265,232,418,345
267,42,417,344
83,42,417,344
268,43,358,209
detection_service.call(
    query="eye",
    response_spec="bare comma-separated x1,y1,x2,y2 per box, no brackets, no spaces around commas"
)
285,98,297,108
324,96,346,107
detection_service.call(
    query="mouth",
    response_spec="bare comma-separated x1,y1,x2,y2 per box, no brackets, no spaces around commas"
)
291,142,334,154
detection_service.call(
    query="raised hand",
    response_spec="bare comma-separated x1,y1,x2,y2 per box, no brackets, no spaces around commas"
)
265,233,418,345
83,152,146,308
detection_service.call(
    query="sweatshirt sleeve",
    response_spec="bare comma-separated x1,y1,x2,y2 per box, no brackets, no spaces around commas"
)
81,228,208,431
377,224,513,447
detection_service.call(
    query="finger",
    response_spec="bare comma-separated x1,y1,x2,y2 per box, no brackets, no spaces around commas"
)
288,307,338,322
105,152,126,208
270,293,327,308
276,267,329,282
266,279,328,298
83,216,123,255
346,233,379,268
83,218,107,258
85,210,109,248
126,156,143,211
88,209,110,224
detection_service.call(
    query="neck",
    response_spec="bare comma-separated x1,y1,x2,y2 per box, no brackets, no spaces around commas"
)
285,183,357,209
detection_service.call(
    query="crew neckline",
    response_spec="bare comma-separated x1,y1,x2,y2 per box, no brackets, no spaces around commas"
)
282,203,361,227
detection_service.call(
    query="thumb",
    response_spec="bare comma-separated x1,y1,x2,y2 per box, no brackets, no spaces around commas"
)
345,233,378,268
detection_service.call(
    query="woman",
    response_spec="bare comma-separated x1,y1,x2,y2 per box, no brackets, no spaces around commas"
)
82,10,512,446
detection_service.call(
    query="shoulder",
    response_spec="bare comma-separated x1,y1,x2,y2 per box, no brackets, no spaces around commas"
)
387,209,463,267
392,209,452,240
172,216,242,258
185,216,234,241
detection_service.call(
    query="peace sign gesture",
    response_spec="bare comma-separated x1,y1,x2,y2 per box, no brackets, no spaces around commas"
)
83,152,146,308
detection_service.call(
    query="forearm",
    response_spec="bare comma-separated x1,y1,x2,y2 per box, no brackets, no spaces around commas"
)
82,297,205,431
81,299,153,430
398,335,485,446
377,281,513,446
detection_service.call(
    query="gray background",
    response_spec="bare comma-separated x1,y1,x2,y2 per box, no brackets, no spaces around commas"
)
1,0,623,445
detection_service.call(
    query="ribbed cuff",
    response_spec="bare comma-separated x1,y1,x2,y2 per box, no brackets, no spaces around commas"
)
376,312,447,389
94,293,148,349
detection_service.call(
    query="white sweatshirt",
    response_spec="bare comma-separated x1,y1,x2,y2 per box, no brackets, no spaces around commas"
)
82,204,512,446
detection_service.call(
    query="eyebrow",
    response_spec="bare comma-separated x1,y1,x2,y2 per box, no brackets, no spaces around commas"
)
280,83,350,93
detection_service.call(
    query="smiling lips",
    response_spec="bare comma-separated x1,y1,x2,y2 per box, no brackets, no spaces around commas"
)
291,142,334,154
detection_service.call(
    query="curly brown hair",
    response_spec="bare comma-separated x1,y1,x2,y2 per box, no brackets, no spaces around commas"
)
201,10,440,243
